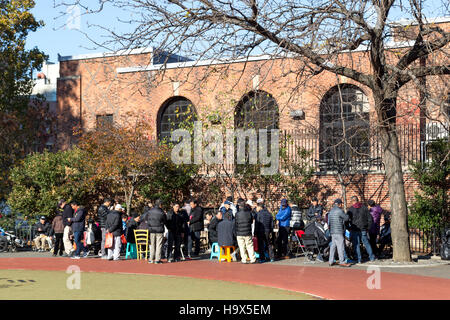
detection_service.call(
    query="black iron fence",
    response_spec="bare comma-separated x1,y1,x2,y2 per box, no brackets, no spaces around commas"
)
409,226,448,255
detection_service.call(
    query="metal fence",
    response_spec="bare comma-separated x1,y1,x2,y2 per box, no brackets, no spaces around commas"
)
409,226,447,255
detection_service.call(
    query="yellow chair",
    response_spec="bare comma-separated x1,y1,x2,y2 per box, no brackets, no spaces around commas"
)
219,246,236,262
134,229,149,261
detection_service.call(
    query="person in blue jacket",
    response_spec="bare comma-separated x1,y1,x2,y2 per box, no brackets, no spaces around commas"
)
276,198,291,259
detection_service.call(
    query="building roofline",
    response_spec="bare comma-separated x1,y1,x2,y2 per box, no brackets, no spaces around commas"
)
391,16,450,26
58,47,154,62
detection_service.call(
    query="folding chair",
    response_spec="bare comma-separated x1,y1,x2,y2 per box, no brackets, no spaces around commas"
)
290,230,307,257
134,229,149,261
300,234,321,261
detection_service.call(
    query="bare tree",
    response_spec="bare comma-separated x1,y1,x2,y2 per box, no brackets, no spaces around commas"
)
55,0,449,261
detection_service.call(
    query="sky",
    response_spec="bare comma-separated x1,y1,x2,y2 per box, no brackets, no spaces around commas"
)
26,1,130,63
25,1,448,65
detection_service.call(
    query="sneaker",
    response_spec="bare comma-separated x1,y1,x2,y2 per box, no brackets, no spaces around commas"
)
270,259,275,263
316,256,325,262
155,261,162,264
250,261,257,264
168,259,173,263
339,262,351,267
241,261,248,264
52,254,57,257
71,256,80,260
82,251,89,258
113,258,120,261
329,262,335,267
148,260,154,264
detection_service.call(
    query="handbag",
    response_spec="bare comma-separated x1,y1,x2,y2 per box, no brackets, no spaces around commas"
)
105,232,113,248
120,234,127,244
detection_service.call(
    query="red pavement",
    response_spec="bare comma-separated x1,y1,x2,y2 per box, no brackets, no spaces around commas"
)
0,257,449,300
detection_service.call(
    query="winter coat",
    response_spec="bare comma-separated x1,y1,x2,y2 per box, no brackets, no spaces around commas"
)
276,205,291,228
347,203,373,232
35,221,51,236
189,206,204,232
327,204,349,235
255,208,274,234
166,210,185,235
97,204,110,229
146,207,167,234
305,221,330,247
218,218,236,247
235,209,253,237
52,214,64,234
62,204,73,227
105,210,123,237
71,207,87,233
125,219,138,243
208,216,221,243
369,205,383,235
307,205,323,221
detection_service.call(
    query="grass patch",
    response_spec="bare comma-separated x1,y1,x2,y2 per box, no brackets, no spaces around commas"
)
0,269,315,300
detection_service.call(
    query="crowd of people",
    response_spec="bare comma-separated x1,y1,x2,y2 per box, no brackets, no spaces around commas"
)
32,195,392,266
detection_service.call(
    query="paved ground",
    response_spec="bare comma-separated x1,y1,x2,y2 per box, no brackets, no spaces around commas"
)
0,252,449,300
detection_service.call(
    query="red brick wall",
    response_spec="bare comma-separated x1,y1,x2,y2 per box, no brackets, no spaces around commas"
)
55,49,437,211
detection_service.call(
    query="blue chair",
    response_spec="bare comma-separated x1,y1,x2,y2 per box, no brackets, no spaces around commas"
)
126,242,137,259
210,242,220,260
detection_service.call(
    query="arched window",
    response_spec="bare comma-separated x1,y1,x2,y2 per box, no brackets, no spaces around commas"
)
319,84,370,166
158,97,197,141
235,91,279,130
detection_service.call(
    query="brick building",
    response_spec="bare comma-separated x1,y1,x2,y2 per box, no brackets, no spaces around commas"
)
55,19,449,210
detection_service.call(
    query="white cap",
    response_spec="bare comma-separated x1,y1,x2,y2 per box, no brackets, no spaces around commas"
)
256,198,264,204
115,204,124,211
246,200,254,207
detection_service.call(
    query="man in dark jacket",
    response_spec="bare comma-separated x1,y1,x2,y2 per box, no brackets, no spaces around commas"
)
60,199,74,256
105,204,123,261
52,212,65,256
68,201,89,259
208,211,223,244
97,198,112,258
166,203,184,262
178,207,190,259
235,199,256,264
255,202,275,262
218,212,237,249
34,216,51,252
126,212,140,244
306,197,323,222
328,199,351,267
347,196,376,263
147,199,167,264
188,199,204,258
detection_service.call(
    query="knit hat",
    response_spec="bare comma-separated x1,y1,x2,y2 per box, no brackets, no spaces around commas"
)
334,199,343,205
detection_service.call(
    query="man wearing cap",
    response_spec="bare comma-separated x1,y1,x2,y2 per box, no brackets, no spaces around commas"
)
327,199,351,267
34,216,51,252
219,199,235,218
276,199,291,259
105,203,124,261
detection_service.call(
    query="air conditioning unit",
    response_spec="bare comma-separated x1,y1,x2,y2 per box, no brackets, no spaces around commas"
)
426,122,448,141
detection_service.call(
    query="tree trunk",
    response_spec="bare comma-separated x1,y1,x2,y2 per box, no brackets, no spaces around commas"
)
377,100,412,262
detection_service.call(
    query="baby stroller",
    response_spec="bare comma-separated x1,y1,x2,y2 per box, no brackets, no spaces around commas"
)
301,221,330,261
